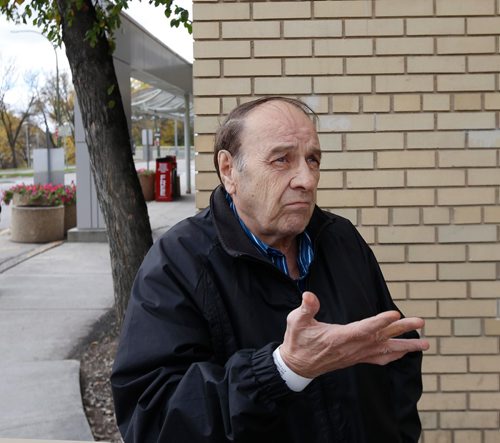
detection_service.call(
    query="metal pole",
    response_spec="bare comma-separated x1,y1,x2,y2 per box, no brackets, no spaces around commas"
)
174,119,178,158
183,94,191,195
25,122,30,168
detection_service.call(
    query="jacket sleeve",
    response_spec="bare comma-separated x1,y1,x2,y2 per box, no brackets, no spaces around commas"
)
110,239,291,443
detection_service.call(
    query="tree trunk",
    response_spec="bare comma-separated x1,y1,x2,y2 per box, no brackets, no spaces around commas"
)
56,0,153,325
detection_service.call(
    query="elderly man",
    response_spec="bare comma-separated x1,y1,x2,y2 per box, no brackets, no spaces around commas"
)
111,97,429,443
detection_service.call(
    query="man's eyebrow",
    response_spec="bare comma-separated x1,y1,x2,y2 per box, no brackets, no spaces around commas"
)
267,145,322,158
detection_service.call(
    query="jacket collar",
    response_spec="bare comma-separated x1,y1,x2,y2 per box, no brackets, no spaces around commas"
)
210,185,335,258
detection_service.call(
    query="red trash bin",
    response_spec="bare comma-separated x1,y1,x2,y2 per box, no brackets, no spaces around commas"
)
155,156,177,202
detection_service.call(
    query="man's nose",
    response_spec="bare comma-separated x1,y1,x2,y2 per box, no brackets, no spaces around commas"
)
290,160,318,190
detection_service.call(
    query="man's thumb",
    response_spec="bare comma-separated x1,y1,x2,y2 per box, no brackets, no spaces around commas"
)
300,291,320,317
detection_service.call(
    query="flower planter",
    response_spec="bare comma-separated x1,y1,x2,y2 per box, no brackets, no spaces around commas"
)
139,173,155,201
12,193,51,207
11,205,65,243
64,203,77,233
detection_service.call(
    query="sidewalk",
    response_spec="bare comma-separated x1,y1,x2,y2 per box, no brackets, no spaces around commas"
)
0,194,196,441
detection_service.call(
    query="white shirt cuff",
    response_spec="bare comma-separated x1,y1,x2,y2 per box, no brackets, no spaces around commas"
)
272,346,313,392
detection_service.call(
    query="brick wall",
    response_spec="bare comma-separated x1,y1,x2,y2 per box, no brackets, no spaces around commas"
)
192,1,500,440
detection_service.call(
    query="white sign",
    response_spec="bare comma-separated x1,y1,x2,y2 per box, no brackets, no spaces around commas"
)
141,129,153,146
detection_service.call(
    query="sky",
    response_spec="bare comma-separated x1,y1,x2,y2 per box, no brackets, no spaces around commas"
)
0,0,193,108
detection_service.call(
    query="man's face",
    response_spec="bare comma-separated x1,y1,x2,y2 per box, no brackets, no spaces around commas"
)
226,101,321,249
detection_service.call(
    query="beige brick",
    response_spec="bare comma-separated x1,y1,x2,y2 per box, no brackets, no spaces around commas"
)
318,171,343,189
468,168,500,186
423,207,451,225
440,337,499,355
441,374,499,392
194,97,220,115
436,0,496,16
454,318,482,336
407,18,465,35
438,225,497,246
453,206,482,224
440,300,497,318
438,74,495,92
194,116,221,133
484,207,500,223
485,93,500,110
470,393,500,410
194,41,250,59
409,281,467,299
468,129,500,148
315,76,371,94
468,17,500,35
253,2,311,19
196,152,215,172
375,0,433,16
329,208,357,224
437,37,496,55
370,245,405,262
221,97,238,114
362,95,391,112
408,56,466,73
470,244,500,261
395,299,437,315
441,411,499,429
317,133,342,151
254,40,312,57
315,39,373,56
361,208,389,226
376,75,433,93
375,113,434,131
345,132,403,150
439,150,496,167
485,319,500,335
316,189,374,208
438,188,496,206
439,263,497,280
424,319,452,336
420,413,439,430
469,55,500,72
454,430,482,443
222,21,280,39
357,226,375,244
423,430,452,442
194,134,214,153
387,281,406,299
285,58,343,76
422,374,438,392
255,77,311,94
345,19,403,36
318,114,374,132
418,393,466,411
393,95,421,112
195,190,210,210
408,131,465,149
438,112,496,130
314,1,372,18
392,208,420,225
423,356,467,373
194,78,251,97
486,431,500,443
321,152,374,170
331,96,359,113
193,21,220,40
224,59,281,77
347,170,404,188
284,20,341,38
347,57,404,74
196,172,220,191
377,188,435,206
407,169,465,187
470,355,500,372
376,38,434,55
454,93,482,110
471,281,500,299
423,94,451,111
409,244,466,262
194,3,250,21
377,151,435,168
193,59,221,78
378,226,435,244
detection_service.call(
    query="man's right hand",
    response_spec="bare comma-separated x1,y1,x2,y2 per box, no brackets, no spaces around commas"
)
279,292,430,379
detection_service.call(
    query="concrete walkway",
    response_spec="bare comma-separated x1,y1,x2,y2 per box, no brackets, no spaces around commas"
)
0,195,197,441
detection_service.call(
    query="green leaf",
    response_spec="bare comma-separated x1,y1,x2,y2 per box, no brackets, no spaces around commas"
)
108,99,116,109
107,84,116,96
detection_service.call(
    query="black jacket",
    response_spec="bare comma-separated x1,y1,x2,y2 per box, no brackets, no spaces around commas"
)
111,186,423,443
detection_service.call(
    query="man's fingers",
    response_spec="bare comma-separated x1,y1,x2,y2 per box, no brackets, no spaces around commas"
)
377,317,425,341
354,310,402,337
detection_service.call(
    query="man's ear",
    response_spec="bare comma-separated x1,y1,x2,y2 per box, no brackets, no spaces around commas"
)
218,150,236,194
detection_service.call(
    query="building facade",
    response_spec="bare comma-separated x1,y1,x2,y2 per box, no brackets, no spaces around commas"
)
192,1,500,441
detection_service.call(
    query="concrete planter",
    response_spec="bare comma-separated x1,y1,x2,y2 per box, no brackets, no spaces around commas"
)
11,205,65,243
64,203,77,233
139,173,155,201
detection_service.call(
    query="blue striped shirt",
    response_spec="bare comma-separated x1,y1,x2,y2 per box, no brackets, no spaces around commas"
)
225,192,314,288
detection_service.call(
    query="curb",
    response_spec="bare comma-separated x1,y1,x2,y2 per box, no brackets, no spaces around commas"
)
0,239,65,274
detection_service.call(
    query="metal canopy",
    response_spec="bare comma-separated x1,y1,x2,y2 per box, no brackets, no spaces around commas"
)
131,86,193,120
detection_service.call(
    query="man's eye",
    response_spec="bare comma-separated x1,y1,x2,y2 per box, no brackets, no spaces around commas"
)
308,157,320,166
274,156,288,163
